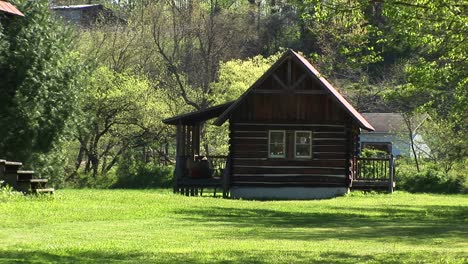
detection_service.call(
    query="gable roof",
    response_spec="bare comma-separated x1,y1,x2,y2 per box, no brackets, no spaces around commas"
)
0,1,24,16
214,49,374,131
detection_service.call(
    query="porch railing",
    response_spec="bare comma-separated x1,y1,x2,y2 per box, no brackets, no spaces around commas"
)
354,155,395,192
206,155,228,178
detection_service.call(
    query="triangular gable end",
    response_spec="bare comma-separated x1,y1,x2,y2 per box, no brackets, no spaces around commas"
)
214,49,375,131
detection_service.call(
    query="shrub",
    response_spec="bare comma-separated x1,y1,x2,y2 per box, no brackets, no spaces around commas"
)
360,148,389,158
114,160,173,189
396,161,467,193
65,170,118,189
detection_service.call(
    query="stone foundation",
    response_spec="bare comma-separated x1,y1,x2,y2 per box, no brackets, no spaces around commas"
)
230,187,349,200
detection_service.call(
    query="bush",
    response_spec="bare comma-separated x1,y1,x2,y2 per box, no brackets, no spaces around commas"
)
62,155,173,189
360,148,389,158
396,161,467,194
114,160,173,189
65,170,118,189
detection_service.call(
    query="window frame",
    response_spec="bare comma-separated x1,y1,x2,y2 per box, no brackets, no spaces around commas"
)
268,130,286,158
294,130,312,159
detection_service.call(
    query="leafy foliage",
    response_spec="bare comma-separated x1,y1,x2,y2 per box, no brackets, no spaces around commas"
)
114,152,173,189
74,66,168,177
396,160,467,194
209,52,282,104
0,0,84,172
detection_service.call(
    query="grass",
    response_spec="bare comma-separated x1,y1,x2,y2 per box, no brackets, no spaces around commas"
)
0,189,467,263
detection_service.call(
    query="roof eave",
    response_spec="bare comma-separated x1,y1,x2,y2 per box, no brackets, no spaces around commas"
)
0,1,24,16
163,101,234,126
289,50,375,132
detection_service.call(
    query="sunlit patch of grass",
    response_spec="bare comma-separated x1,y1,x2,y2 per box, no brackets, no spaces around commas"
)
0,189,466,263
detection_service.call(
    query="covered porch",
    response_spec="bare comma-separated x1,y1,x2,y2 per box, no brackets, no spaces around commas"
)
163,103,233,198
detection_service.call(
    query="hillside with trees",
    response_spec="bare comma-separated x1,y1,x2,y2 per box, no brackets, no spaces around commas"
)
1,0,466,192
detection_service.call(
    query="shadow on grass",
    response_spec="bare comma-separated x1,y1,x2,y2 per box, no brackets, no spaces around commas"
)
173,204,468,244
0,249,462,264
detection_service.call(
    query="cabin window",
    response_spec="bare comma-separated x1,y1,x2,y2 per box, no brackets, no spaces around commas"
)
295,131,312,158
268,130,286,158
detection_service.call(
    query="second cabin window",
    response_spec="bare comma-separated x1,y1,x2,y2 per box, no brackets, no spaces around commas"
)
295,131,312,158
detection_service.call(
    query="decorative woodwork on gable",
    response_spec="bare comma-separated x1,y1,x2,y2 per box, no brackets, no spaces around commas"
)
253,56,324,94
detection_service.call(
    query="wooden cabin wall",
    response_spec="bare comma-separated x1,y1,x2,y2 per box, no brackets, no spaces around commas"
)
230,123,351,187
228,59,357,188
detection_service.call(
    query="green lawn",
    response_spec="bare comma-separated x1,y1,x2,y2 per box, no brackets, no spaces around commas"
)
0,190,467,263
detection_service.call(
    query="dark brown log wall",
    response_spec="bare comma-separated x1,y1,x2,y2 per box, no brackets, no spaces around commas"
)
230,122,351,187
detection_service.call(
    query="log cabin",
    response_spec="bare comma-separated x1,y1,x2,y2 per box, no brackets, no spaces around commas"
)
164,49,395,199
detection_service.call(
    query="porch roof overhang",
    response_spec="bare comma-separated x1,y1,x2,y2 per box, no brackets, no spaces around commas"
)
162,101,234,126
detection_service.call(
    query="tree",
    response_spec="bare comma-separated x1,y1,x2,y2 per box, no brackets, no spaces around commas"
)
74,66,176,177
382,0,468,170
149,0,248,110
0,0,83,168
77,66,141,177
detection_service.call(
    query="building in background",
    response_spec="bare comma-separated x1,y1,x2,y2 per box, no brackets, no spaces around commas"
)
50,4,124,27
360,113,429,157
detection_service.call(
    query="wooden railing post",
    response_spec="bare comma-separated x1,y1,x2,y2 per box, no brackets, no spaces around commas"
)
222,156,231,198
173,123,185,193
388,155,395,193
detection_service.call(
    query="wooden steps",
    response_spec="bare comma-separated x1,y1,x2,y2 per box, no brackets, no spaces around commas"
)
0,159,54,194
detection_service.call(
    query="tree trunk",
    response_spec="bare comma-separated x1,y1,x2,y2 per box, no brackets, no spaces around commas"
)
91,156,99,178
403,114,420,172
85,159,91,173
75,144,86,171
409,132,420,172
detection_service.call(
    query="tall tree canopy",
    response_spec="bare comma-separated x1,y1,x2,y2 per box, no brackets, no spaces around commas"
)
0,0,83,164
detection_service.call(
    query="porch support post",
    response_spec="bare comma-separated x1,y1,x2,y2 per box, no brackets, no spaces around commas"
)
222,121,233,198
185,125,191,159
174,123,185,193
389,155,395,193
344,120,352,188
192,124,200,157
